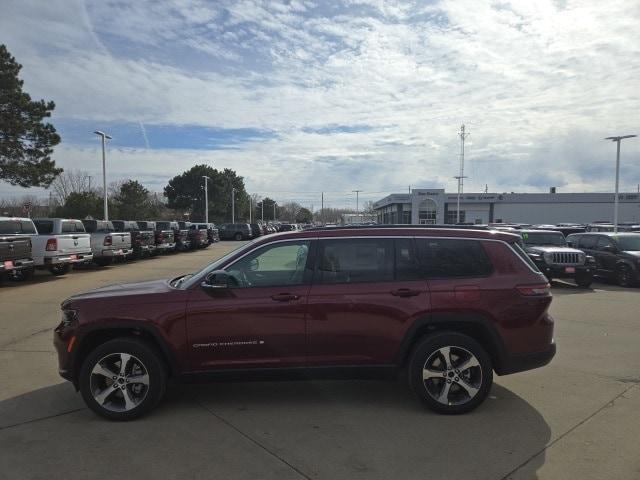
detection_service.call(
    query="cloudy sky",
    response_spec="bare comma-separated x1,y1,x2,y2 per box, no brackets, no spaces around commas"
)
2,0,639,208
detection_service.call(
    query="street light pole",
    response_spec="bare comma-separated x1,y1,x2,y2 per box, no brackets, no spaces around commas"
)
231,188,236,223
94,131,112,221
261,200,264,222
273,201,276,222
249,196,252,223
202,176,211,223
353,190,362,223
605,135,637,233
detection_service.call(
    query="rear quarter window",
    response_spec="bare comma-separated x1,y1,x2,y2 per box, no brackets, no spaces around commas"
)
416,238,493,278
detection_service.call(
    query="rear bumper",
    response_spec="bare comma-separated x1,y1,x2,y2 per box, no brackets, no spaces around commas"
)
0,258,34,272
43,253,93,265
98,248,131,258
497,342,556,375
157,243,176,251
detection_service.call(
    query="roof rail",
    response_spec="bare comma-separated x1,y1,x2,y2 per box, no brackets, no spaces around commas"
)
306,224,490,231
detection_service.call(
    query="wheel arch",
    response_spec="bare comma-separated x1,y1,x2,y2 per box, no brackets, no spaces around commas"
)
71,321,180,388
395,312,507,374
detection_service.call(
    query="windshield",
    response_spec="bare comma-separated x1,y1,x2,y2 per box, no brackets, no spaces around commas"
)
178,240,258,289
521,232,566,246
615,236,640,251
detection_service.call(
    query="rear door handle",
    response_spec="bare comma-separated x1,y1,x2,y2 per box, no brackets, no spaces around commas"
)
271,293,300,302
391,288,421,297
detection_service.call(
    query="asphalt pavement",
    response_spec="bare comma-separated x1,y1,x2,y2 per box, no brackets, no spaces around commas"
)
0,243,638,480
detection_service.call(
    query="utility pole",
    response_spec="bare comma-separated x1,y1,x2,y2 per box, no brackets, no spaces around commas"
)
273,201,276,221
455,124,470,224
353,190,362,221
88,175,92,192
321,192,324,224
261,200,264,222
605,135,637,232
93,131,112,221
249,195,252,223
202,176,211,223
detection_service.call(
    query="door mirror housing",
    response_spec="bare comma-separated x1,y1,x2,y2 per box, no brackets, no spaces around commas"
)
201,270,231,290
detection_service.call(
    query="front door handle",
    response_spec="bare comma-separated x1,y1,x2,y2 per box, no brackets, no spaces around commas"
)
391,288,421,297
271,293,299,302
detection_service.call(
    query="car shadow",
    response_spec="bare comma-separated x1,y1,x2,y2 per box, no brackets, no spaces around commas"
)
0,380,550,480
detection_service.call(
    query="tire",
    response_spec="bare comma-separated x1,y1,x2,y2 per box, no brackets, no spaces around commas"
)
616,265,637,288
234,233,243,241
79,338,167,421
575,272,593,288
94,258,113,267
409,331,493,414
14,267,35,281
49,264,71,276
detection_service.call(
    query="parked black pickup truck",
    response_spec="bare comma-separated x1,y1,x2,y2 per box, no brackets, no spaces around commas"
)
112,220,156,258
0,217,36,282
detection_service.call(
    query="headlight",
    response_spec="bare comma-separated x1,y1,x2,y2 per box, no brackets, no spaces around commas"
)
60,309,78,328
543,252,553,262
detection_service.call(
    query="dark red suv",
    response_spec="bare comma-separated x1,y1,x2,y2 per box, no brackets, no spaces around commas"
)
54,227,555,420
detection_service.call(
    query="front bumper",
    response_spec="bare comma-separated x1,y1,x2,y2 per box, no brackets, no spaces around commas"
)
0,258,34,272
537,263,593,278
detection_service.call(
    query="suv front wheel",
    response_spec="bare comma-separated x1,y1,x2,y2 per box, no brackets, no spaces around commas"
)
79,338,167,420
409,332,493,414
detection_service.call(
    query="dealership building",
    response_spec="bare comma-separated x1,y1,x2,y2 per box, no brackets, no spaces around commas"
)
373,189,640,225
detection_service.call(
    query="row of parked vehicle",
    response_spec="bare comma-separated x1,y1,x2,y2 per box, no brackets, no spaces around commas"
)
0,217,220,282
486,222,640,288
216,222,309,240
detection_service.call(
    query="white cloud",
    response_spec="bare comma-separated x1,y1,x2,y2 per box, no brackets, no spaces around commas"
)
1,0,639,204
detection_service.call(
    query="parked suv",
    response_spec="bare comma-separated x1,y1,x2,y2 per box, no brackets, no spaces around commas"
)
519,229,594,288
55,227,555,420
219,223,253,241
567,232,640,287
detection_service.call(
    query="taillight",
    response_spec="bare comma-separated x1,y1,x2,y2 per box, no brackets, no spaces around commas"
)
46,238,57,251
103,235,112,246
516,283,551,296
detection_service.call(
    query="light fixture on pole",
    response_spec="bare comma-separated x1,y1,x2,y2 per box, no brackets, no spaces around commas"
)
605,135,637,233
202,176,211,224
93,131,112,221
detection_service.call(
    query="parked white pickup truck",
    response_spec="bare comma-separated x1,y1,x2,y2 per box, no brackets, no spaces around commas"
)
32,218,93,275
81,220,132,266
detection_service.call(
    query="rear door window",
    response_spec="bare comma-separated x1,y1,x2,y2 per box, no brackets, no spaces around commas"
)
316,238,393,284
416,238,493,278
33,220,53,234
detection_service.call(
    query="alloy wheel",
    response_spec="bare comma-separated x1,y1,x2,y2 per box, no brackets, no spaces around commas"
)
90,353,150,412
422,346,483,406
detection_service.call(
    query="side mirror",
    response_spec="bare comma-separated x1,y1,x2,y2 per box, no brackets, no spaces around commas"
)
248,258,260,271
201,270,231,290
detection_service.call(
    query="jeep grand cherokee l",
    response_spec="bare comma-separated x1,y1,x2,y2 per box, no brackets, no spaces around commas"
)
54,227,555,420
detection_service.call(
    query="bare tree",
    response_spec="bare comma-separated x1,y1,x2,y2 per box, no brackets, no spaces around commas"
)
50,169,91,204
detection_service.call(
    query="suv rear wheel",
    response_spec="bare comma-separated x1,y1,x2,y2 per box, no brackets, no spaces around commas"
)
79,338,167,420
234,232,243,241
409,332,493,414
